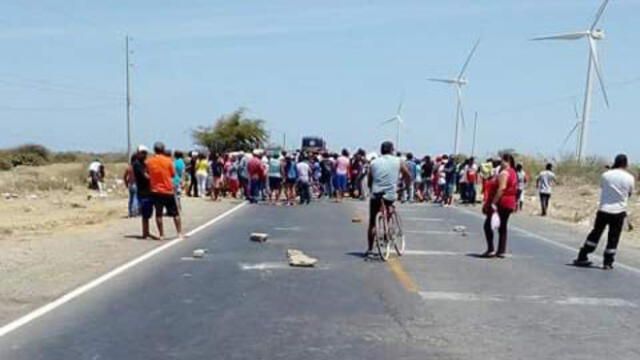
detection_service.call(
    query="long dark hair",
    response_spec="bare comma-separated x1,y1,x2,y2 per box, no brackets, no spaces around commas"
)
501,153,515,169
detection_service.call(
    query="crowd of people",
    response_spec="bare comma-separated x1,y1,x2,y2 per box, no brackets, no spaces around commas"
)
115,140,633,269
120,146,539,209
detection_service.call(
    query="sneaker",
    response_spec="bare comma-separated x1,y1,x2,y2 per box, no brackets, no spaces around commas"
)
573,259,593,267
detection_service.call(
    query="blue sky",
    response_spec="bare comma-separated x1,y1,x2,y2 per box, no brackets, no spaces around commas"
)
1,0,639,160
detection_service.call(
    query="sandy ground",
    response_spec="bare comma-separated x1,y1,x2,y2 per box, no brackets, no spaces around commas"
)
518,179,640,248
0,163,241,325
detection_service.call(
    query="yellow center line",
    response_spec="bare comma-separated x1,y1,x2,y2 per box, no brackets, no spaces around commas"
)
387,257,419,293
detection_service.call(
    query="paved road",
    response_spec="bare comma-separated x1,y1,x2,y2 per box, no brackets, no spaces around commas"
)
1,201,639,359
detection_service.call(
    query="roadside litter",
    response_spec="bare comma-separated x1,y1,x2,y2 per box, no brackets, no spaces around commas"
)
287,249,317,268
351,216,363,223
452,225,468,237
250,233,268,243
192,248,209,258
2,193,19,200
452,225,467,232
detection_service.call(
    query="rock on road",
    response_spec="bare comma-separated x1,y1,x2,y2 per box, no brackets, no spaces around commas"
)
1,200,639,359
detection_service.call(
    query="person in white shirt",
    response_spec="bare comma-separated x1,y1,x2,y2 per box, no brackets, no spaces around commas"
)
296,156,312,205
88,159,105,194
574,154,635,269
536,163,556,216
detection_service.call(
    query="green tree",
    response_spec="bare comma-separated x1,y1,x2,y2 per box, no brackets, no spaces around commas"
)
192,108,268,153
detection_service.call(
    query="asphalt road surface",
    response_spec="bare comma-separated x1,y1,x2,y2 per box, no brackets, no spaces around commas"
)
1,200,640,359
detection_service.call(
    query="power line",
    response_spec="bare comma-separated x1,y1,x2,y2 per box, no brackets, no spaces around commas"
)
0,76,121,100
481,76,640,118
0,103,120,112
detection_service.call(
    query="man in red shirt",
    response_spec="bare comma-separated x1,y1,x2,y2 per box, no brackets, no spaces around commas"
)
146,141,183,239
247,150,265,204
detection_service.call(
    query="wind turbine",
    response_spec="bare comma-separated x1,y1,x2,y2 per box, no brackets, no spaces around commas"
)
532,0,611,162
428,38,481,155
382,99,404,151
559,101,583,155
471,112,479,157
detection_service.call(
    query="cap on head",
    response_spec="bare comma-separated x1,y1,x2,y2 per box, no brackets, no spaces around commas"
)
137,145,149,153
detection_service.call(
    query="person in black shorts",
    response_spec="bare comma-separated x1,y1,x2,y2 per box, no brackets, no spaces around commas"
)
147,142,183,239
132,145,156,239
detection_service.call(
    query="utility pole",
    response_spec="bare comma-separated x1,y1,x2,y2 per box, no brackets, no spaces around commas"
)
471,112,478,157
282,132,286,150
125,35,132,159
396,121,400,152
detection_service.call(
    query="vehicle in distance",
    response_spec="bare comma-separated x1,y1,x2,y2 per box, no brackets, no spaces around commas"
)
301,136,326,153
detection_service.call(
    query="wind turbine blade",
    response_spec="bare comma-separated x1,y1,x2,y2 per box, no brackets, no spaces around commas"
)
458,38,481,80
561,123,580,149
573,100,580,119
428,78,457,84
397,115,404,124
396,99,404,115
530,32,588,41
381,117,397,125
588,37,610,108
591,0,610,31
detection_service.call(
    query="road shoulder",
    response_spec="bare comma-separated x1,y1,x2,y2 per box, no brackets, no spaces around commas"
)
0,197,241,326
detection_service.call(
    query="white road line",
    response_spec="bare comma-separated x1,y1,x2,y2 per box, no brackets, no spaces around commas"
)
0,202,248,338
239,262,329,271
273,227,301,231
419,291,637,307
453,206,640,276
239,262,290,270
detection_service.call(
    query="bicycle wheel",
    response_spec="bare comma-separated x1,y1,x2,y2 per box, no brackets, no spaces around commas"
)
374,212,391,261
391,211,405,256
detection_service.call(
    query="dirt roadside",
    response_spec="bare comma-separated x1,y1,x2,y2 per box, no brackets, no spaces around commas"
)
518,181,640,248
0,196,241,326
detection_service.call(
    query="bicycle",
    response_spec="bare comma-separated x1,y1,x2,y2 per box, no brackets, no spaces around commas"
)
373,197,405,261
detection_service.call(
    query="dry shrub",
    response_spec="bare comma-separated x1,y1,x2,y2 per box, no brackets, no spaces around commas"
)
514,153,611,186
0,163,127,193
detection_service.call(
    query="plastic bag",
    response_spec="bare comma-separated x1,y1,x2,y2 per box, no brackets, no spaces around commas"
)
491,210,501,230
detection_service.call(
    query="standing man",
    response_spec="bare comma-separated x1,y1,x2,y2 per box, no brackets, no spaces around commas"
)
443,156,456,206
173,150,186,211
238,153,250,200
404,153,417,203
466,157,479,205
268,152,283,204
247,150,265,204
132,145,155,239
146,142,182,240
335,149,350,202
123,153,139,217
187,152,199,197
320,152,333,199
296,155,312,205
536,163,556,216
574,154,635,270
